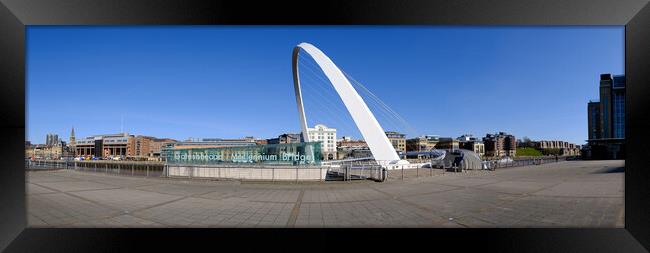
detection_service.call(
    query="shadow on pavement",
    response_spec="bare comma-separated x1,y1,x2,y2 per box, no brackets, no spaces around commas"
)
593,166,625,174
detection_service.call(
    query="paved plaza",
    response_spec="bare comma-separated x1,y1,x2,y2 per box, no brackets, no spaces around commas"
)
26,160,624,228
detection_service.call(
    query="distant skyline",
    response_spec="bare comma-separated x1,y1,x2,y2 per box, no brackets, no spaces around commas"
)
27,26,624,145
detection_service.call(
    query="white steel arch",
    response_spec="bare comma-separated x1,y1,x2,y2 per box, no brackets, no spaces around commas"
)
292,42,403,164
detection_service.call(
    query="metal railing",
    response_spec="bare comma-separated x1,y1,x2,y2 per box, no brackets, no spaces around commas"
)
386,155,580,180
26,159,333,182
326,162,384,181
25,159,166,178
25,156,577,182
482,156,578,170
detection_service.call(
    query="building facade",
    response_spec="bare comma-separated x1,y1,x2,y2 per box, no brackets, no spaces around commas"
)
135,136,153,157
457,135,485,157
436,137,460,151
586,73,625,159
336,137,370,160
588,100,602,140
148,138,177,158
385,131,406,155
406,135,439,152
533,140,581,156
267,133,301,145
483,132,516,157
26,143,64,160
307,124,337,160
74,133,135,158
46,133,59,146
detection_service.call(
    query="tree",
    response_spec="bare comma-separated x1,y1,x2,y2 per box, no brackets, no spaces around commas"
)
518,136,533,148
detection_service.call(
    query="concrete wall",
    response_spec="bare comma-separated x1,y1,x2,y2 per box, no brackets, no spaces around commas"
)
167,165,328,181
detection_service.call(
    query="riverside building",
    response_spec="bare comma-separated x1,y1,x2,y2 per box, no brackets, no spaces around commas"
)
307,124,337,160
586,74,625,159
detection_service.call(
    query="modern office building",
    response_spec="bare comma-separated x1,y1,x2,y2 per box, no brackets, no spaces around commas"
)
385,131,406,155
73,137,95,156
74,133,136,158
483,132,516,157
586,74,625,159
307,124,337,160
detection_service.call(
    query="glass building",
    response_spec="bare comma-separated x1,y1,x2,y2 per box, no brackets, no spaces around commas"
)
162,142,322,166
612,75,625,139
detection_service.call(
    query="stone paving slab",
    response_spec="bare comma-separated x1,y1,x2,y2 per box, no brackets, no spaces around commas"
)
473,180,558,195
26,183,57,195
68,188,183,212
371,181,460,197
26,160,625,228
28,193,121,227
134,183,222,197
26,172,75,183
34,181,119,192
532,181,624,197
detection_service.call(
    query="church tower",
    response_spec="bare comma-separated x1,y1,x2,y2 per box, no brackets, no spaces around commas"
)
70,126,76,146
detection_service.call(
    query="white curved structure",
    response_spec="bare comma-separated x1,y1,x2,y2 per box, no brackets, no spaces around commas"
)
292,42,405,165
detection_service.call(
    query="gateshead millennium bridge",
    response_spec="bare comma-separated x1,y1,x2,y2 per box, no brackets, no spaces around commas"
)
292,42,409,167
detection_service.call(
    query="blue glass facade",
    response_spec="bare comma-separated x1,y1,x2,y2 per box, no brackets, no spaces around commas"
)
612,75,625,138
162,142,322,166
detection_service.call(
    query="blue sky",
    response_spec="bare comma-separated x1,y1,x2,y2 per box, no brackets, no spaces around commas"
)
27,26,623,145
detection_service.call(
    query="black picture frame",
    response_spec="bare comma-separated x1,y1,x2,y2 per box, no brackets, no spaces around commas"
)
1,0,649,252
